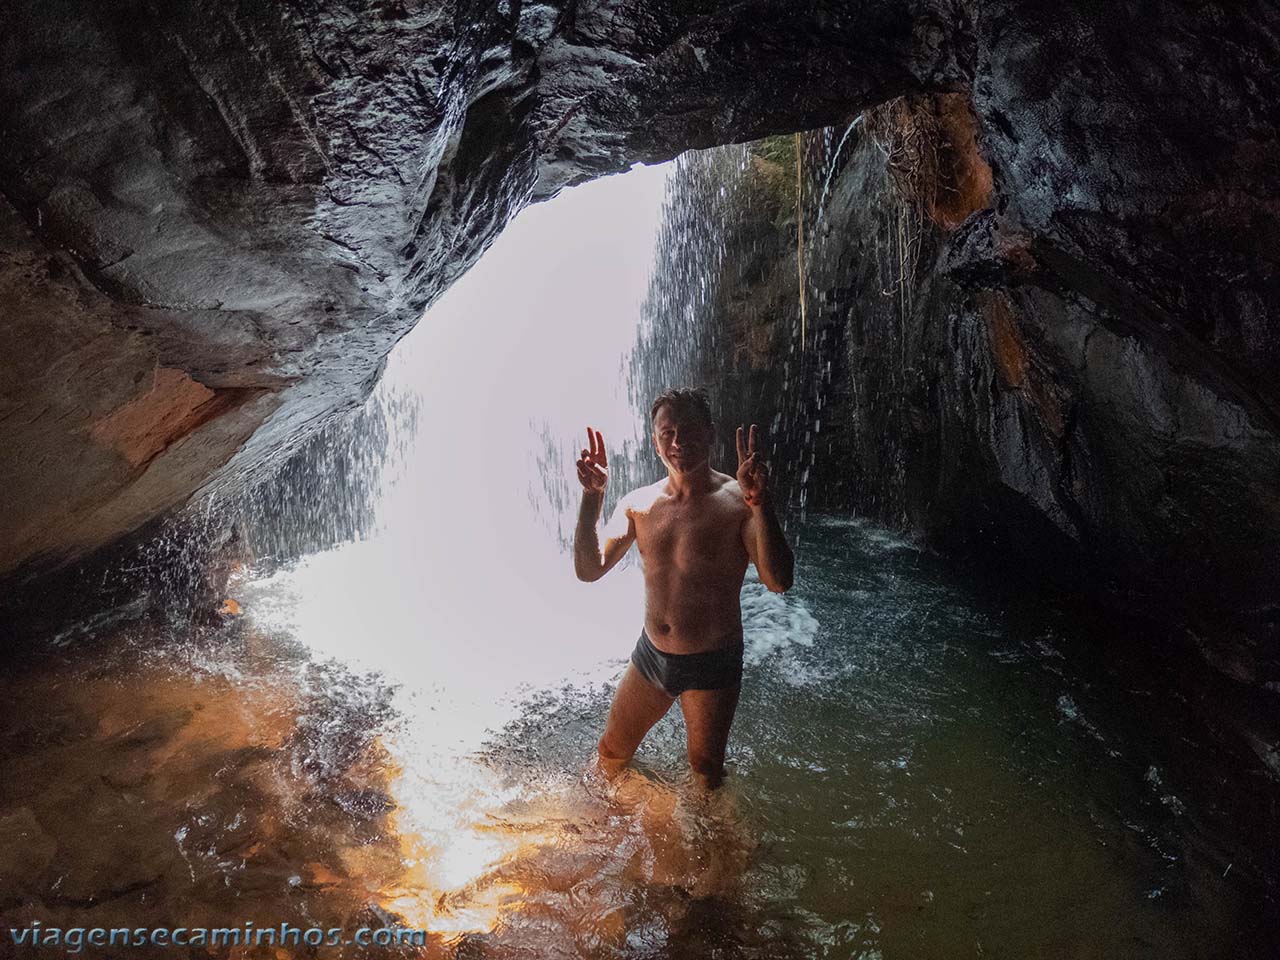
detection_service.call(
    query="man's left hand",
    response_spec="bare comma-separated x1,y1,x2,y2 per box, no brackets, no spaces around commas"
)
736,423,770,508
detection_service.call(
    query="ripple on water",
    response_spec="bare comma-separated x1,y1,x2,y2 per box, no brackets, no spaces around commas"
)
741,575,820,672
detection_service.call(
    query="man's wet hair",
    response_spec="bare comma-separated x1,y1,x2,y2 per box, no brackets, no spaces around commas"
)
650,387,713,429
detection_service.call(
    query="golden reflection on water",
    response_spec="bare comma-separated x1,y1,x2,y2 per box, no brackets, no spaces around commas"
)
379,733,756,954
0,623,756,960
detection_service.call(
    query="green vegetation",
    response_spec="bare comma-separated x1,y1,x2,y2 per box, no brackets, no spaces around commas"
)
743,134,799,215
750,133,797,169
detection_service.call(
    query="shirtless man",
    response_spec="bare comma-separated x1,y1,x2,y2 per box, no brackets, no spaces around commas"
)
573,387,795,790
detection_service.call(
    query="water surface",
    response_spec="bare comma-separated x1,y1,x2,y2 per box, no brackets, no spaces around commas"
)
1,515,1269,959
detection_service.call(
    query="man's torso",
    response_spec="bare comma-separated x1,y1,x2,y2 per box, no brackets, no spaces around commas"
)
626,472,751,654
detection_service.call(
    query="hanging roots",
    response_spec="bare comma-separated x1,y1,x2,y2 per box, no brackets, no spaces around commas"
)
865,93,994,231
863,97,936,305
864,95,945,220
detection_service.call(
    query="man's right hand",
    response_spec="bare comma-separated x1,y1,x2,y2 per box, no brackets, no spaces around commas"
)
576,427,608,494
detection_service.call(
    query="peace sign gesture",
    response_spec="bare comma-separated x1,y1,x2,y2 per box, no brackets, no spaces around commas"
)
576,426,609,494
736,423,769,507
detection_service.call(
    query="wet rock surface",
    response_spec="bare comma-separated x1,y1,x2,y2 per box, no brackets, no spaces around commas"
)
0,0,956,588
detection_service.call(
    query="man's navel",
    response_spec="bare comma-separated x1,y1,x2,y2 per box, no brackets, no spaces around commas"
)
656,622,672,635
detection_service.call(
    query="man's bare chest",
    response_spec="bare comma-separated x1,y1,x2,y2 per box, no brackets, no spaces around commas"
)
632,498,746,567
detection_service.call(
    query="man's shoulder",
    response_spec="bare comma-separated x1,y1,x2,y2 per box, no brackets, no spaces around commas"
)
711,474,754,520
620,480,664,511
715,471,748,499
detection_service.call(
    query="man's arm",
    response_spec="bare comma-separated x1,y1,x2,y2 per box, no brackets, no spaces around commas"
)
736,423,794,593
573,426,635,582
742,496,794,593
574,490,636,582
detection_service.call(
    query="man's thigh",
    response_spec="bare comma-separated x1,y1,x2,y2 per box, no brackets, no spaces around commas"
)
679,684,741,774
598,662,675,763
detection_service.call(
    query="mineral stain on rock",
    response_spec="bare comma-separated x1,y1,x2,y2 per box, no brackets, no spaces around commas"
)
89,367,260,471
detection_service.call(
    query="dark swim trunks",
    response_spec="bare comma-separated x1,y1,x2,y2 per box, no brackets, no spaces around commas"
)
630,627,744,697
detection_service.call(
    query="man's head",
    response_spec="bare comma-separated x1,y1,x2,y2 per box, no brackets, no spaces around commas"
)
650,387,714,474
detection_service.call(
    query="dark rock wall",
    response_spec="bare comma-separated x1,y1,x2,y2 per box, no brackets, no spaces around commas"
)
959,2,1280,675
684,52,1280,690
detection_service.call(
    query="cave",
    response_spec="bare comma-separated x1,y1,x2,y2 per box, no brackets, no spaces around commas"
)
1,0,1278,954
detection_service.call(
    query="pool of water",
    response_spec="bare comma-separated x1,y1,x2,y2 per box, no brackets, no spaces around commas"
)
0,516,1273,959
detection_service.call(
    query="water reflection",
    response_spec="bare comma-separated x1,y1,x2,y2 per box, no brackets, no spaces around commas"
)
0,623,422,955
2,518,1270,958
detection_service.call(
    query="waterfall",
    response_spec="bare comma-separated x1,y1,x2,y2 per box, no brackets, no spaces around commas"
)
623,129,866,538
624,144,751,482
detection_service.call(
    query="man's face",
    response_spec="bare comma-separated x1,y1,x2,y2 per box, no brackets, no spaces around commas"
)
652,404,714,474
